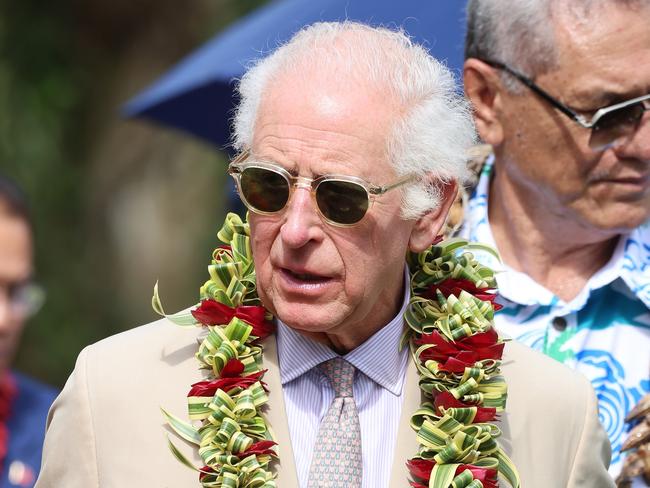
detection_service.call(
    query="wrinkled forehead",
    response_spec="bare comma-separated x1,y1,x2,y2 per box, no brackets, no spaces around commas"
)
261,71,398,124
251,71,401,170
254,32,406,127
553,2,650,62
548,3,650,97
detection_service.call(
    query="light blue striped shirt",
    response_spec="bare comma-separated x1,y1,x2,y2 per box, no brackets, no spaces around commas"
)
277,271,410,488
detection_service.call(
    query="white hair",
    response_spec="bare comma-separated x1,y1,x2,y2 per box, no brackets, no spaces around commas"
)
465,0,650,90
232,21,476,220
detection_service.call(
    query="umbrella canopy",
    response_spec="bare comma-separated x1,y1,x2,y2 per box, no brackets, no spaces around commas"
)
124,0,468,149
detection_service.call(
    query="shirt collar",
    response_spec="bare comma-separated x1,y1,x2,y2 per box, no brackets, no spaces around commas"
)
620,221,650,309
276,268,410,396
463,154,650,310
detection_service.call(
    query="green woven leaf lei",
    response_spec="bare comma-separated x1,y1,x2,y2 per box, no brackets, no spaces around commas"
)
154,215,520,488
404,238,521,488
155,213,277,488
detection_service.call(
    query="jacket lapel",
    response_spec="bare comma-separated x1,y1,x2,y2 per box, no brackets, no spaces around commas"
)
389,356,421,487
262,335,300,488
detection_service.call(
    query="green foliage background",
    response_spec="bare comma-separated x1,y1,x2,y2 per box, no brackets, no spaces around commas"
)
0,0,264,387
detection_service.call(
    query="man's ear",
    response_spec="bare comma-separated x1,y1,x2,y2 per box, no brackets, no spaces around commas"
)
463,58,505,146
408,179,458,253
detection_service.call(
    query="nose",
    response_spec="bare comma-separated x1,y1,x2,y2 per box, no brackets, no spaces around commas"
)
614,112,650,161
279,184,324,248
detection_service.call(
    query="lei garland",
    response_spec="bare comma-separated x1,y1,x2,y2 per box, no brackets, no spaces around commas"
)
153,212,521,488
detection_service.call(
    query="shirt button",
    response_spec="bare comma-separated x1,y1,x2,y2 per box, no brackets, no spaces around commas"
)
552,316,568,331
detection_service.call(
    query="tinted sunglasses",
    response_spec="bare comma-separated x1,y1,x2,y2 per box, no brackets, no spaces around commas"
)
228,152,416,226
484,59,650,149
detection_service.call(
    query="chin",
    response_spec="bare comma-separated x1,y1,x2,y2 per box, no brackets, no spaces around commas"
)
275,307,329,332
272,301,347,335
594,210,649,233
575,197,650,234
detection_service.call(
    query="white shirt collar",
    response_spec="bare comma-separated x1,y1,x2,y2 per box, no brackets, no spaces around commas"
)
276,267,410,396
462,154,650,310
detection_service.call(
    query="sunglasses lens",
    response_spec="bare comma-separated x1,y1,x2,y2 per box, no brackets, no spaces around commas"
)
316,180,369,225
590,103,644,149
240,167,289,213
595,104,644,132
235,163,372,225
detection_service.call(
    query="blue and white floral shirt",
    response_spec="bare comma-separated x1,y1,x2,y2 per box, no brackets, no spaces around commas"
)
459,156,650,478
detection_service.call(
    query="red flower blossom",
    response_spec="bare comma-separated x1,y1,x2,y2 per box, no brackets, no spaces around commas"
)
415,329,504,372
407,458,497,488
198,466,216,481
241,440,277,457
426,278,503,311
191,299,276,339
187,370,267,397
434,391,497,422
456,465,498,488
220,359,245,378
407,458,434,481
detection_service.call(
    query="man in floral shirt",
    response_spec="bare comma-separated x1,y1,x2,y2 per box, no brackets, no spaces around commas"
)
461,0,650,481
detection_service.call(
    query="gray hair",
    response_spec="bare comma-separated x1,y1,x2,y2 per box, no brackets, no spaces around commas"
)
232,21,476,220
465,0,650,90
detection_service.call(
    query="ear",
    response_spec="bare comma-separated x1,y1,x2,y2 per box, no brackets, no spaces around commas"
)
463,58,505,146
408,179,458,253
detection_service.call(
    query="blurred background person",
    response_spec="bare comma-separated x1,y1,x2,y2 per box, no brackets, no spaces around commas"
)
0,0,252,393
0,174,57,487
461,0,650,483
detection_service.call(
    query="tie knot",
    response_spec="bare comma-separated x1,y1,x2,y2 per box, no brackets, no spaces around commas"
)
320,358,355,398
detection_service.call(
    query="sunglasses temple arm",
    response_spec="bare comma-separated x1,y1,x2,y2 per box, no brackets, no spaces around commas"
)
525,83,590,126
486,60,590,128
375,174,418,195
231,149,251,165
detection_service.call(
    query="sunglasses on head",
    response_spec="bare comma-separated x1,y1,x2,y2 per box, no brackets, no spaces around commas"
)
483,59,650,149
228,152,416,227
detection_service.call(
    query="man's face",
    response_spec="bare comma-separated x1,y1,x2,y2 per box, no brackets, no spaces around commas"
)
496,5,650,234
0,208,32,374
247,78,419,345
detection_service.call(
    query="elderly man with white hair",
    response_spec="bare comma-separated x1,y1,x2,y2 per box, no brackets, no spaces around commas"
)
36,22,612,488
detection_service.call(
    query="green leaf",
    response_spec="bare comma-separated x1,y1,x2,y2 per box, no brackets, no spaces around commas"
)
430,463,460,488
152,282,198,326
167,437,200,472
497,448,521,488
161,407,201,445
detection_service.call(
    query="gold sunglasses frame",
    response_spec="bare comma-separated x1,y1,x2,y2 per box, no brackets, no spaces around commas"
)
228,150,416,227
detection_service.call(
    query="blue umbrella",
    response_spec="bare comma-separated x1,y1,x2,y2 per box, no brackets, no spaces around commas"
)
124,0,468,149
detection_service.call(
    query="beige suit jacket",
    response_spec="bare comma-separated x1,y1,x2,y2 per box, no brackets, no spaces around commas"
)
36,318,613,487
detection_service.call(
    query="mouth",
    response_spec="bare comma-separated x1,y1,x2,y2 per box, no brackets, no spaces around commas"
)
287,271,326,281
278,267,335,294
590,171,650,189
281,268,331,282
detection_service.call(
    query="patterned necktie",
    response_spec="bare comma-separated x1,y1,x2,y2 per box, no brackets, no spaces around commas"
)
307,358,362,488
